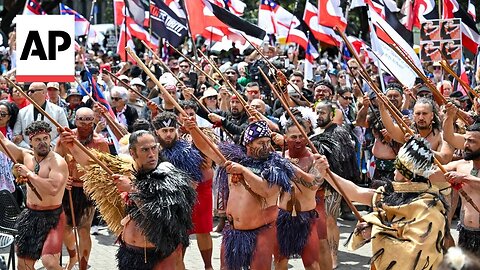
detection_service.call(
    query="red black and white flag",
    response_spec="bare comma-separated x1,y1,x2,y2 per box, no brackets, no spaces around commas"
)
185,0,266,43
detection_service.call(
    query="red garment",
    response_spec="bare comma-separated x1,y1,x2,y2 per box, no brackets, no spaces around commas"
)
189,179,213,234
0,126,6,136
315,189,327,240
42,211,66,256
8,96,30,109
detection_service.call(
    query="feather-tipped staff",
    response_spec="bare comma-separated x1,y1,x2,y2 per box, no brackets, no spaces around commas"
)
259,68,364,221
336,27,480,214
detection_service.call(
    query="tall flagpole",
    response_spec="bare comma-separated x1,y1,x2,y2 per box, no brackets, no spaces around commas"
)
180,0,198,61
86,0,97,46
123,0,128,61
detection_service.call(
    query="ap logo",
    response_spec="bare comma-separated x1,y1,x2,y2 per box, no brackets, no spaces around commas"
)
16,15,75,82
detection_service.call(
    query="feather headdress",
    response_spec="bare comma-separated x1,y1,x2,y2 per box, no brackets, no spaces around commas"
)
394,137,437,182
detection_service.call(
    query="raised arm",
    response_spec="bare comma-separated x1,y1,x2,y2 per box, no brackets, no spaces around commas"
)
442,102,465,150
355,95,370,128
377,95,405,143
0,128,27,163
314,156,374,205
183,116,225,166
57,129,95,167
432,138,454,164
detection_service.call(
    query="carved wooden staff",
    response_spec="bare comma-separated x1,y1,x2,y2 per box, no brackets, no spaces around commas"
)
142,41,211,113
197,49,261,120
336,28,480,213
142,42,235,141
102,68,163,111
0,138,42,201
259,68,364,221
240,33,312,106
74,77,128,139
168,44,222,87
4,79,115,174
2,79,103,265
126,47,228,163
439,59,480,100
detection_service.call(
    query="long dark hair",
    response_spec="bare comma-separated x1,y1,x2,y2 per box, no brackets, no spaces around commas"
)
0,100,18,129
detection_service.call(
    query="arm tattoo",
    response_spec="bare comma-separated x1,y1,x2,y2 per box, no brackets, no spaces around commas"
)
292,165,325,188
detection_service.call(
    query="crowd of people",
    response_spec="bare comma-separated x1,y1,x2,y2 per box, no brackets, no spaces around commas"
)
1,37,480,270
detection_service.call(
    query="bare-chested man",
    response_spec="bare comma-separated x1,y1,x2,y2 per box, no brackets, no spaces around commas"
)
443,122,480,257
356,85,405,183
274,118,331,270
0,121,68,270
184,119,293,270
378,96,454,164
60,129,196,269
55,107,109,270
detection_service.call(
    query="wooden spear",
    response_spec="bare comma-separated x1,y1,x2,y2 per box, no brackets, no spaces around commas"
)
167,43,222,87
0,139,42,201
196,49,261,120
336,28,480,213
259,68,364,221
240,33,312,106
141,42,235,141
74,77,128,139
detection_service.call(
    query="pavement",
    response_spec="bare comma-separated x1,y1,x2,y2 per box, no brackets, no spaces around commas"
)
0,214,460,270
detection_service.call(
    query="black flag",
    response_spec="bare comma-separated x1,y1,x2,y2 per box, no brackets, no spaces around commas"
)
150,0,188,47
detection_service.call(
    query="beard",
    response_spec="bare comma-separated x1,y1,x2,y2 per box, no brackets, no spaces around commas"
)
35,142,50,157
250,145,270,160
464,148,480,161
158,133,177,149
317,116,331,128
416,121,431,130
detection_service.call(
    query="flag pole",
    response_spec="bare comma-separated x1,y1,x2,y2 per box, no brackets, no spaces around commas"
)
123,0,128,61
114,0,118,45
180,0,198,61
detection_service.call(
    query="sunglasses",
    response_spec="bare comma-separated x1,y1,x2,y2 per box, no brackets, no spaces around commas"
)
339,75,346,79
0,112,10,117
247,90,259,94
206,96,217,100
111,97,122,101
349,66,359,70
27,89,43,94
76,116,95,122
225,71,236,75
341,95,353,101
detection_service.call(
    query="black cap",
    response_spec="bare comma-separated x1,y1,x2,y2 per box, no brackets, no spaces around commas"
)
449,91,463,98
417,86,431,94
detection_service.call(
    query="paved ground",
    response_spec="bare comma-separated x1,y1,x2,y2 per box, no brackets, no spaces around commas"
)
0,214,460,270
